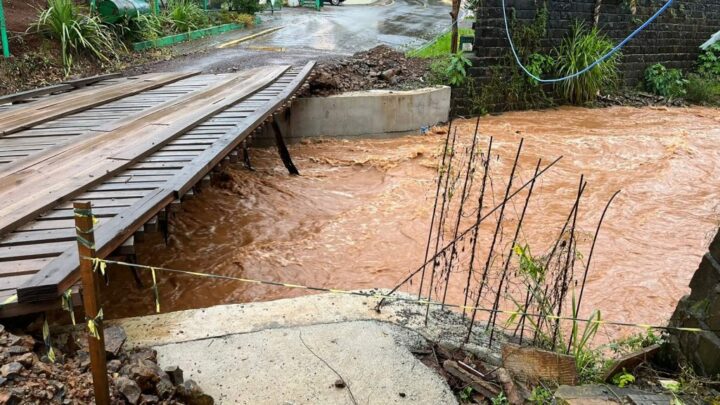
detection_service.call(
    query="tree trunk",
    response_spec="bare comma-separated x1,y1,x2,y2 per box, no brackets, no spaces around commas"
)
450,0,460,53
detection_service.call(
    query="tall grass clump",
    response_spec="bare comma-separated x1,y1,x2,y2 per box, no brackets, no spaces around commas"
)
31,0,119,73
553,22,619,104
167,0,209,32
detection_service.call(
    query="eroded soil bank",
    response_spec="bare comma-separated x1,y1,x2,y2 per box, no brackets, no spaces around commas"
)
102,106,720,338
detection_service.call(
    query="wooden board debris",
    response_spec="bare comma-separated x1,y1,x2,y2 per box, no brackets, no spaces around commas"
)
501,343,578,385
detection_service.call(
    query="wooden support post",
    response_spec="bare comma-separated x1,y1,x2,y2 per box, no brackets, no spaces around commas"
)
242,141,254,171
271,114,299,175
0,0,9,58
73,202,110,405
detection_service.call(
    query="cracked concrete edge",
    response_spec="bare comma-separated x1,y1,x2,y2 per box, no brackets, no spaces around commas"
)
109,289,503,365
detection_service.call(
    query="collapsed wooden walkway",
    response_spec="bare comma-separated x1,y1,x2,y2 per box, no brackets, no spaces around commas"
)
0,63,314,317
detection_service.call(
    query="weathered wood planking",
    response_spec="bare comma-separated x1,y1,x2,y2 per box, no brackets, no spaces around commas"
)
0,72,198,135
0,66,289,237
13,63,314,306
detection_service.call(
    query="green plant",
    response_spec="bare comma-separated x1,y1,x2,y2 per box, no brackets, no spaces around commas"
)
167,0,209,32
644,63,688,98
553,21,619,104
698,43,720,77
611,369,636,388
607,329,662,355
568,292,604,382
446,53,472,86
529,386,553,404
685,74,720,105
524,52,554,86
31,0,120,72
459,386,473,402
407,28,474,59
491,392,509,405
231,0,266,14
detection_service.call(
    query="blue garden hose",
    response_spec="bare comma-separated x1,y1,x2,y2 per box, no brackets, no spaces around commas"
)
502,0,675,83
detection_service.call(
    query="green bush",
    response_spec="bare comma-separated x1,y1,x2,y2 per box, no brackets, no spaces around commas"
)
427,53,471,87
552,22,619,104
167,0,210,32
644,63,688,98
31,0,120,72
698,43,720,77
230,0,265,15
685,74,720,105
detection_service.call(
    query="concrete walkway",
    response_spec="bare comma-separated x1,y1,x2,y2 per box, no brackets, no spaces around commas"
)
111,291,504,404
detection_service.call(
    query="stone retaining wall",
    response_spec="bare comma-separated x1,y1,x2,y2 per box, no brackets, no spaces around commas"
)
669,229,720,376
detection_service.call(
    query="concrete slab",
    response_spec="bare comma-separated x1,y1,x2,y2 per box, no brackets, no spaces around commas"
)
154,320,457,404
111,291,509,404
287,87,450,140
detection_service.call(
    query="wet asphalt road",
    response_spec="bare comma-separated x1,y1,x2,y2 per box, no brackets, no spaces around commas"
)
129,0,452,74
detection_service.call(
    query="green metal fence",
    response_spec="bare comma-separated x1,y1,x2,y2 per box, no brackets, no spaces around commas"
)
0,0,9,58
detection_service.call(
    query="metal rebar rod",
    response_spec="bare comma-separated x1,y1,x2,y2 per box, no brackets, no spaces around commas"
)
440,117,481,308
551,176,584,351
417,119,454,299
423,128,458,323
566,189,620,353
487,159,541,346
375,154,563,312
465,139,524,343
462,137,493,317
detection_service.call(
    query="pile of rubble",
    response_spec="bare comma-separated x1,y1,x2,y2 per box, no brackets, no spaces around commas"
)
307,45,431,97
0,323,213,404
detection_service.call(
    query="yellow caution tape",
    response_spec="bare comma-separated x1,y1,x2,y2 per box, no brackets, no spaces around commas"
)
82,257,717,334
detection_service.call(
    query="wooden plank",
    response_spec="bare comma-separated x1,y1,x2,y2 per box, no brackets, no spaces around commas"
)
0,72,198,135
0,258,52,276
64,73,122,88
0,229,77,246
501,343,577,385
0,66,289,237
603,344,661,382
169,62,315,196
17,188,175,301
0,242,72,261
0,84,73,105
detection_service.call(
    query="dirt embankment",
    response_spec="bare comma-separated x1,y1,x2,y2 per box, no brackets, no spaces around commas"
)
3,0,47,32
307,45,431,97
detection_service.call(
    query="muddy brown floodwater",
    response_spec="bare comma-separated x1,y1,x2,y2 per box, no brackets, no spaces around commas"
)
102,106,720,338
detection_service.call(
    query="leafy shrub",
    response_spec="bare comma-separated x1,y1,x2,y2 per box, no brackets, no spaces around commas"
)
524,52,554,86
167,0,209,32
120,13,170,41
427,53,471,87
644,63,688,98
552,22,619,104
31,0,119,72
685,74,720,105
698,43,720,77
230,0,265,15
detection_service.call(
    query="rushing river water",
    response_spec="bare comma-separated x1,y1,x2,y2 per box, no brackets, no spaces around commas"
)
102,106,720,337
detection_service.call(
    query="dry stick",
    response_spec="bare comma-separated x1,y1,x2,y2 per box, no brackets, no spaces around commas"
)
529,181,587,345
423,128,458,323
440,117,481,308
566,189,621,353
486,159,541,346
551,176,584,351
375,154,563,312
465,139,524,344
417,119,454,299
462,137,493,317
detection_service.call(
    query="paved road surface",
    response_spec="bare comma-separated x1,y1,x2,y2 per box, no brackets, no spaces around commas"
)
130,0,452,74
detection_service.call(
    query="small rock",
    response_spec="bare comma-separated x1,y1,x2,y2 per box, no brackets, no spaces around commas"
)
116,376,142,405
107,359,122,373
129,349,157,364
17,352,34,367
164,365,184,386
156,376,175,399
1,362,24,379
177,379,214,405
334,379,345,388
7,346,29,355
103,326,127,358
0,376,6,386
0,391,19,405
140,394,159,404
399,392,406,398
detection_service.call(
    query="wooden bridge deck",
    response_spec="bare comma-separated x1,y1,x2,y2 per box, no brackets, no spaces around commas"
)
0,63,314,317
